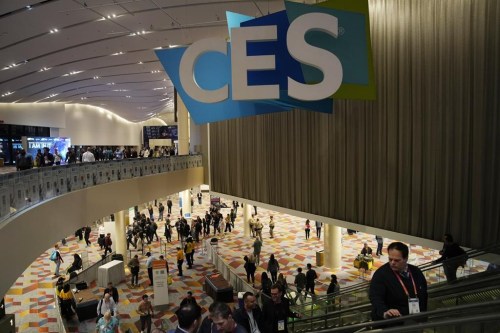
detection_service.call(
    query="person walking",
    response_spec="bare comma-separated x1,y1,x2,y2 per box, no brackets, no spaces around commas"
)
244,254,257,285
137,294,154,333
315,221,322,239
294,267,306,303
177,246,185,276
434,234,467,283
267,254,280,284
51,244,64,277
84,225,92,247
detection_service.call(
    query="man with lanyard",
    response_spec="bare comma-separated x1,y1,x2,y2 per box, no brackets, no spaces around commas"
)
137,294,154,333
262,284,301,332
369,242,428,322
233,292,263,333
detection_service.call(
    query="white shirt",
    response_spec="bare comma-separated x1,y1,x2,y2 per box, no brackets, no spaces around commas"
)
98,298,117,315
82,151,95,162
247,311,261,333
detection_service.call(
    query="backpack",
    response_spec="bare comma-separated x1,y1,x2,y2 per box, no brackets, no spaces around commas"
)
50,251,58,261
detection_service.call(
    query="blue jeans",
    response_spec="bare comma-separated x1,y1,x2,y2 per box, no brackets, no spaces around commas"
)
55,260,61,275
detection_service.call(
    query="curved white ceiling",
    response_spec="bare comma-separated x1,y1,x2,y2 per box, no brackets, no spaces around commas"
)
0,0,295,122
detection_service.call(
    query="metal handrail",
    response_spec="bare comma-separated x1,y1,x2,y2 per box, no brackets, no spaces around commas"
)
0,154,203,225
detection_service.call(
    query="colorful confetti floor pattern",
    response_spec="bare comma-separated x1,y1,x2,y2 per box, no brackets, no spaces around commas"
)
5,193,488,332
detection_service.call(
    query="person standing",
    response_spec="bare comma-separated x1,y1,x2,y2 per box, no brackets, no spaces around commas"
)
145,252,155,286
327,274,340,312
244,254,257,284
158,202,165,221
248,214,256,238
137,294,154,333
177,246,185,276
305,263,318,296
51,244,64,277
180,291,198,307
269,216,275,238
253,238,262,265
375,236,384,256
184,237,195,268
262,284,301,333
315,221,322,240
254,218,263,241
167,198,173,214
369,242,428,321
293,267,306,303
82,147,95,162
197,192,202,205
128,255,140,287
305,220,311,240
233,292,263,333
53,148,62,165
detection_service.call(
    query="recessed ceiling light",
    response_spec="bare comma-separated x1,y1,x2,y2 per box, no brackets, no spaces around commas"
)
106,14,117,19
93,76,99,79
111,51,125,56
81,97,87,100
168,44,179,48
151,70,160,73
106,82,115,85
62,70,83,77
1,91,14,98
126,95,131,98
159,97,169,102
154,46,162,50
153,87,167,90
26,5,32,10
39,67,50,72
138,61,143,64
49,28,59,34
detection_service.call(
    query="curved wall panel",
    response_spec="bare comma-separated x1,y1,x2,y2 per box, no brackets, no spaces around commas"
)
0,167,204,298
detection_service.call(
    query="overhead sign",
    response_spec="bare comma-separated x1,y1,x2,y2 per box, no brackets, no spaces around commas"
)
156,0,375,124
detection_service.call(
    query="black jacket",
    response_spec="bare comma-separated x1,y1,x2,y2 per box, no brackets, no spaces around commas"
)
233,306,263,333
369,263,428,321
261,297,298,333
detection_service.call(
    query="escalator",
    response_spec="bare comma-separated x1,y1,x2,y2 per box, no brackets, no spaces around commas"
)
287,242,500,332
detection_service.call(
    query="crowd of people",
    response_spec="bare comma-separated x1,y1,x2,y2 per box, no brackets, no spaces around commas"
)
14,144,179,171
49,193,472,333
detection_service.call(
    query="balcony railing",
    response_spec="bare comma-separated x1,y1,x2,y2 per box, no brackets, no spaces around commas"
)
0,155,203,224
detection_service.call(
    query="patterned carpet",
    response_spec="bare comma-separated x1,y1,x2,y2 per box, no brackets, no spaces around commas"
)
4,193,488,332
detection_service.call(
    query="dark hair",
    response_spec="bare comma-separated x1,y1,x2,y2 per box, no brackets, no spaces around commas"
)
271,283,282,291
176,303,202,329
307,263,312,269
63,284,71,292
444,233,454,243
146,252,151,256
211,302,232,319
297,267,302,273
242,292,254,301
331,274,338,284
387,242,409,259
142,294,149,300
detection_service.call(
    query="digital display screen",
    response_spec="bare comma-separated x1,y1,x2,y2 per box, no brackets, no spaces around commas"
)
26,137,72,161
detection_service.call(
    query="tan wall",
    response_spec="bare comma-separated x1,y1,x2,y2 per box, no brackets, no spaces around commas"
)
0,167,203,298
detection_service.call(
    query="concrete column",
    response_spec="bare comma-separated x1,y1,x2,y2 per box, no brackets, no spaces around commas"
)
114,210,128,261
177,93,190,155
324,224,342,269
179,189,192,219
242,203,252,237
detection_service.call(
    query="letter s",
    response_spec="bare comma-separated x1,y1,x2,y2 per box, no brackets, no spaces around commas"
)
287,13,343,101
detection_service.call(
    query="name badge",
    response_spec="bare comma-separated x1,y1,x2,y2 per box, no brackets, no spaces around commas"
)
408,298,420,314
278,320,285,331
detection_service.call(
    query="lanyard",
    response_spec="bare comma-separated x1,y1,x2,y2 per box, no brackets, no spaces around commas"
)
393,269,418,297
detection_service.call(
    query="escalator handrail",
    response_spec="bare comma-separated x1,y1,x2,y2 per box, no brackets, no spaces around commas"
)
293,297,500,332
